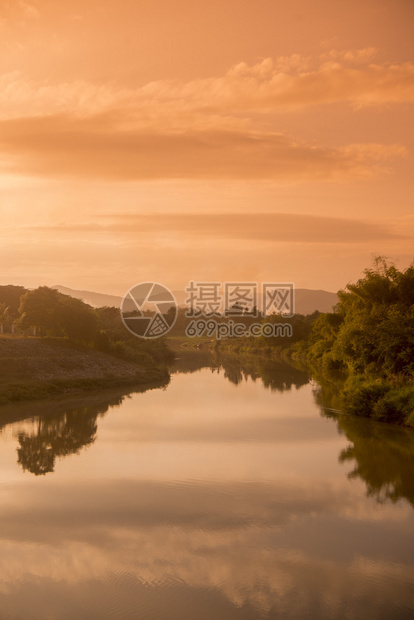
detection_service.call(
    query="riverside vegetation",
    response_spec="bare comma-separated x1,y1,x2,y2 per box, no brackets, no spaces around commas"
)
0,285,173,403
216,258,414,427
2,257,413,426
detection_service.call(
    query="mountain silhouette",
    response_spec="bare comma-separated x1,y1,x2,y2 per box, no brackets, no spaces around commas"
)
53,285,338,315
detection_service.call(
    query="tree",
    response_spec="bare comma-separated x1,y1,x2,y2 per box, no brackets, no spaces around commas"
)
308,257,414,378
18,286,62,335
0,285,28,312
18,286,98,343
59,296,97,344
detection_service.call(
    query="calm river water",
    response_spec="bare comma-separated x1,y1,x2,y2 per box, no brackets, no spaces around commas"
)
0,356,413,619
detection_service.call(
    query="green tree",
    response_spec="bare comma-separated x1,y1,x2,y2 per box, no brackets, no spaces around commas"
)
59,296,98,344
18,286,62,335
0,285,28,312
306,257,414,378
18,286,98,343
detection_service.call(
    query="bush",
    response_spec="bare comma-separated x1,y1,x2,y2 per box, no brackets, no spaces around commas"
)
343,380,391,417
373,385,414,425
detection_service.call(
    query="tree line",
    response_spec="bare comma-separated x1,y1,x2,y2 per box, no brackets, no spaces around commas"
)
218,258,414,426
0,285,173,368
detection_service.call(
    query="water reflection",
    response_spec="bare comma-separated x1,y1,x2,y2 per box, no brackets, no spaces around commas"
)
314,373,414,508
1,477,413,619
0,382,167,476
4,352,414,510
172,350,309,392
338,416,414,506
11,354,309,476
17,407,103,475
217,354,309,391
179,353,414,511
0,361,413,619
170,349,215,374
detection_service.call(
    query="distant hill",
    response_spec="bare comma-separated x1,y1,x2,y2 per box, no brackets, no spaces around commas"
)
53,285,338,314
294,289,338,314
52,285,123,309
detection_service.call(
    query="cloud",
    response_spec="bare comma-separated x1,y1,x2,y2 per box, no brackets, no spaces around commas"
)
0,479,413,617
0,52,409,181
0,110,405,181
320,48,379,65
18,1,40,20
211,56,414,110
194,57,414,111
0,0,40,23
0,52,414,123
0,72,122,120
32,213,405,244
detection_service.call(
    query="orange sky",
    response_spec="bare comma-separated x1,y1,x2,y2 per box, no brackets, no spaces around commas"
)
1,0,413,294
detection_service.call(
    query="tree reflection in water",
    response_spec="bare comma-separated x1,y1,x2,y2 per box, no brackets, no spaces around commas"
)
13,381,168,476
17,400,119,476
172,350,309,392
15,354,309,477
12,353,414,511
314,372,414,508
338,415,414,506
218,355,309,392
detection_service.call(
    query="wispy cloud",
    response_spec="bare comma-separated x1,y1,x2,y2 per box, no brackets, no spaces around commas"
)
0,51,409,180
31,213,406,244
0,0,40,23
1,52,414,122
0,112,404,180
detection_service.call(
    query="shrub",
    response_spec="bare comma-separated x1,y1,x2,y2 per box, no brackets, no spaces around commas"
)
344,380,391,417
373,385,414,425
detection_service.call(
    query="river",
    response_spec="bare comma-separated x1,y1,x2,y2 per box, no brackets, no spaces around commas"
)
0,355,413,619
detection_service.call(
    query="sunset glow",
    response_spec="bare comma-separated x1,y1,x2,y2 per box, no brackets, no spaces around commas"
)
1,0,413,293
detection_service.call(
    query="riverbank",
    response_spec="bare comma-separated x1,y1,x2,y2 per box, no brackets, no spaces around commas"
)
215,339,414,428
0,336,169,404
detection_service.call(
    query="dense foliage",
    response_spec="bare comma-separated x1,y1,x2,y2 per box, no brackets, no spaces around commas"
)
11,286,173,369
303,257,414,378
0,285,29,329
218,258,414,426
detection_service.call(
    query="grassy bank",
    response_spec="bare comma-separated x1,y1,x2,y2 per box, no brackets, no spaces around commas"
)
0,336,169,405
